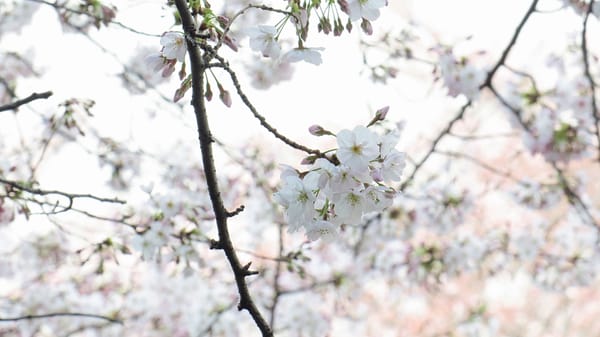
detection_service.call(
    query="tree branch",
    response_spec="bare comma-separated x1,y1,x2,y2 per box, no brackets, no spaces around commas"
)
581,4,600,160
209,56,326,158
0,91,52,112
400,101,471,190
0,312,122,325
0,177,125,206
482,0,539,88
173,1,273,336
401,0,539,191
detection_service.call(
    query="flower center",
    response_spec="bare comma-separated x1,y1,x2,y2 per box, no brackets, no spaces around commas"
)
351,144,363,155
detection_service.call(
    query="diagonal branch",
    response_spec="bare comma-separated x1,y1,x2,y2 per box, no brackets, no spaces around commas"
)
173,1,273,336
400,101,471,190
482,0,539,88
0,91,52,112
209,57,325,157
401,0,539,191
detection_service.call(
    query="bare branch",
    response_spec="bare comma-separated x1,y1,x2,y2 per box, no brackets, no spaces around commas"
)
482,0,539,88
209,55,326,158
27,0,160,37
400,101,471,191
0,177,126,205
580,4,600,160
0,312,122,325
174,1,273,336
0,91,52,112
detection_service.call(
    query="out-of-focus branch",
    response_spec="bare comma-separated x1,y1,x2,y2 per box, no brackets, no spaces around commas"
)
552,163,598,228
400,101,471,190
0,312,122,325
215,4,297,52
401,0,539,191
173,1,273,336
27,0,160,37
434,150,524,184
0,91,52,112
581,4,600,160
0,177,125,206
482,0,539,88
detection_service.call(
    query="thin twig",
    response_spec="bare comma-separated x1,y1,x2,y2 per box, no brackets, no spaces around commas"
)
27,0,161,37
0,177,125,205
0,312,122,325
400,101,471,190
580,4,600,160
210,55,325,158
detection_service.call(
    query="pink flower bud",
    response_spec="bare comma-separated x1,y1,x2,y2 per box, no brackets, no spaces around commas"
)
222,35,238,52
360,19,373,35
205,81,213,101
301,155,317,165
219,86,232,107
217,15,230,29
309,125,324,135
309,125,334,136
338,0,349,14
375,106,389,120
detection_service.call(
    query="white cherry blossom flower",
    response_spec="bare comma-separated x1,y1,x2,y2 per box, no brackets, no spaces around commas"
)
336,125,379,173
160,31,187,62
333,187,366,224
379,149,405,183
247,25,281,58
346,0,387,21
305,220,338,242
282,47,324,65
273,171,319,231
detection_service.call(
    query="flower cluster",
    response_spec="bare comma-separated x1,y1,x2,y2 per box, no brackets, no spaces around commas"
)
245,0,388,66
523,108,590,162
437,49,486,100
274,116,406,242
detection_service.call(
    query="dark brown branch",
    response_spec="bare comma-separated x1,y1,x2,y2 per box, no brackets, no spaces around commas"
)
482,0,539,88
0,312,122,325
581,5,600,160
173,1,273,336
0,91,52,112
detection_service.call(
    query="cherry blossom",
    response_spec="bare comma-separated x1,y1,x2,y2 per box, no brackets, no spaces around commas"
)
247,25,281,58
160,32,187,62
273,171,320,232
345,0,388,22
282,47,324,65
336,125,379,173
